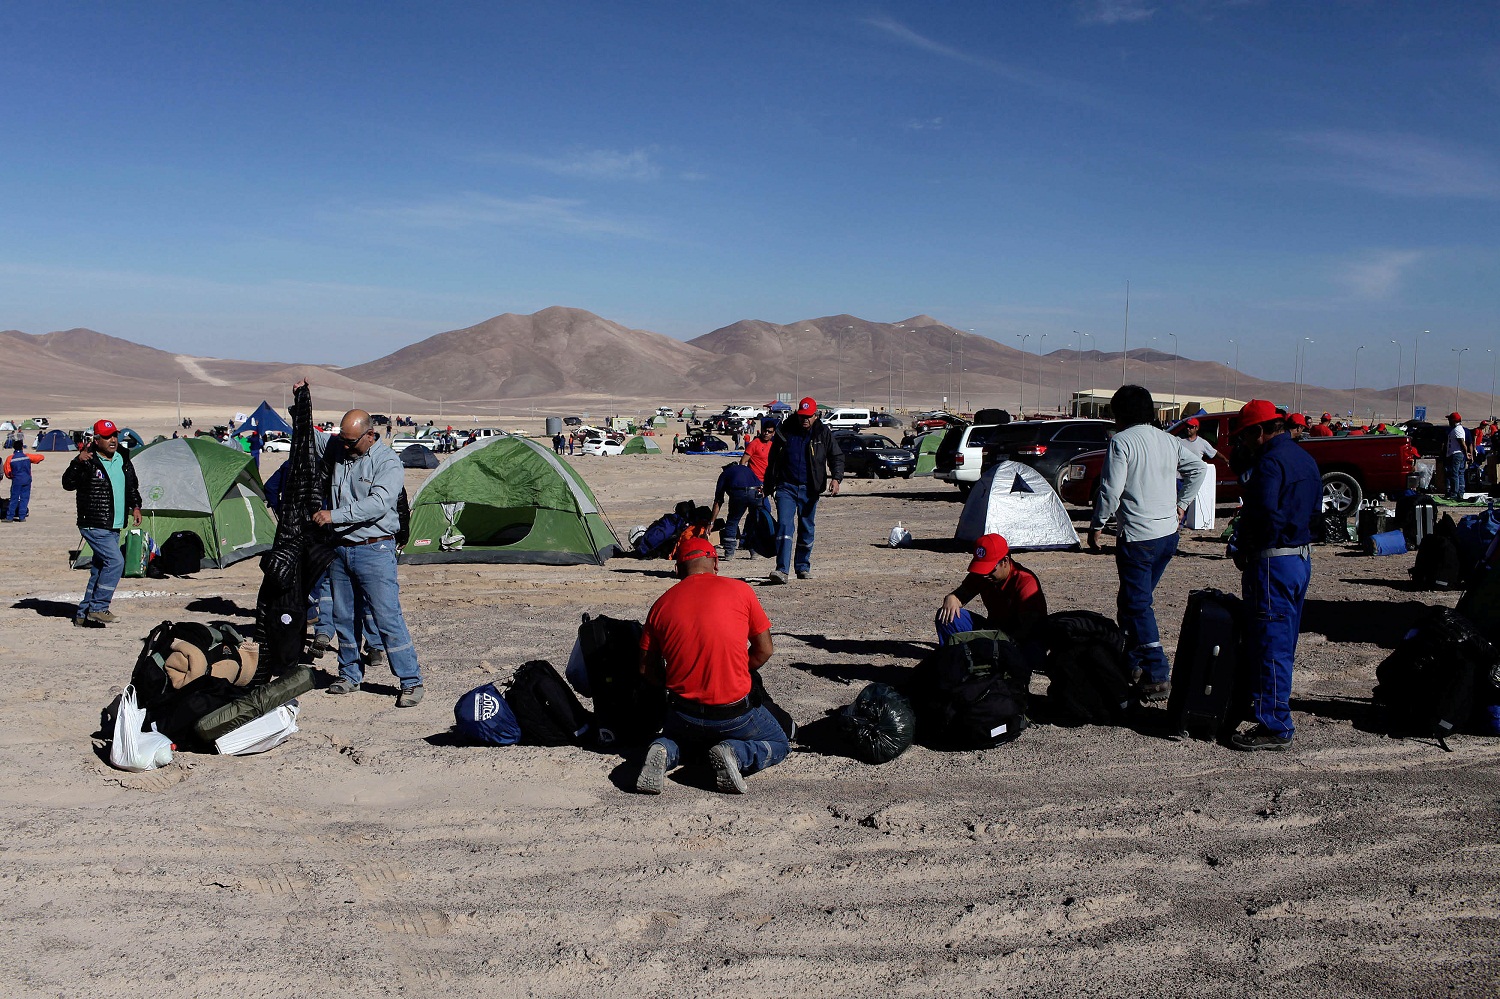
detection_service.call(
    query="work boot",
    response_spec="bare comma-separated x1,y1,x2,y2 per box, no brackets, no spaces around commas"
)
708,743,747,794
396,684,424,708
636,743,669,795
326,678,361,695
767,570,788,585
91,610,118,624
310,632,335,654
364,648,388,669
74,616,105,629
796,569,813,580
1136,680,1171,703
1230,726,1293,752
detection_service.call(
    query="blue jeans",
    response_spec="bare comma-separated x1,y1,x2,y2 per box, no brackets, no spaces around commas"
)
1446,453,1468,500
721,487,759,556
6,481,30,520
79,527,124,618
651,704,790,776
1242,551,1311,739
774,483,818,575
329,540,420,688
311,566,383,649
1115,532,1180,684
933,608,1045,673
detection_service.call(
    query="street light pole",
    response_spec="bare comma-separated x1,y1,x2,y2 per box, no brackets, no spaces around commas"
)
1074,330,1090,415
1490,348,1496,422
1121,280,1130,384
1412,330,1430,419
1037,334,1047,416
1391,340,1402,425
1017,334,1030,414
1168,333,1179,413
948,333,955,404
1454,347,1469,413
1230,338,1240,403
1352,345,1364,423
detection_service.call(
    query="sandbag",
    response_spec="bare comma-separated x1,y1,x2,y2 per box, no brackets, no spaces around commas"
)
838,683,916,764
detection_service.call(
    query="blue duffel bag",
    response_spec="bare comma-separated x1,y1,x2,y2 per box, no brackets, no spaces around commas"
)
1367,529,1409,556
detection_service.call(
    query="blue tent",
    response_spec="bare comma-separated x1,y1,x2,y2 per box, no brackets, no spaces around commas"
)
237,400,292,436
36,429,75,451
767,401,793,413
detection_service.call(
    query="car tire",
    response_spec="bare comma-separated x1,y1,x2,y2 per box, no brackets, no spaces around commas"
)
1321,471,1362,516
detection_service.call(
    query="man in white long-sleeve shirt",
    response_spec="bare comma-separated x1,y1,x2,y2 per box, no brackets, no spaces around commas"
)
1087,386,1208,702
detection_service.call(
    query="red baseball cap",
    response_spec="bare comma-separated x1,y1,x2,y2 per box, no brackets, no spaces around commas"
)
92,419,119,436
675,537,718,563
1234,399,1279,432
1184,418,1199,428
1321,413,1332,421
796,397,818,416
968,533,1010,574
1449,412,1462,421
1288,413,1308,427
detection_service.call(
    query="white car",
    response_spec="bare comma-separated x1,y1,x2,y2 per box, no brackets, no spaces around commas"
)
581,437,625,456
262,437,291,453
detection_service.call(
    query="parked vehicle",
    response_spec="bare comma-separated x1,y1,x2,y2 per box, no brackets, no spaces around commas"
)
261,436,291,453
581,437,625,456
824,408,872,431
1057,412,1420,515
369,414,390,427
834,432,916,478
869,412,902,428
1398,420,1448,459
563,416,582,427
724,405,767,420
933,419,1111,495
912,411,963,432
656,406,676,418
31,417,51,429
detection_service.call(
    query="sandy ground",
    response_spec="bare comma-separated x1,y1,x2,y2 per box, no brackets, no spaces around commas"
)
3,417,1499,998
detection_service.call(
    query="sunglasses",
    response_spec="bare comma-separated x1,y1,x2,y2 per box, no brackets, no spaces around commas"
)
339,430,369,446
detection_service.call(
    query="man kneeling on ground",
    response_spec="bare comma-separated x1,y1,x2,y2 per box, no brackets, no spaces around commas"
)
935,533,1048,667
637,537,787,794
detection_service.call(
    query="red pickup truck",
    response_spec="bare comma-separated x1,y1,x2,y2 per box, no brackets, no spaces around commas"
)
1057,412,1420,515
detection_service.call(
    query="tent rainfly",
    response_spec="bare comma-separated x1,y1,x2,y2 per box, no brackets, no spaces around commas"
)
401,435,620,566
955,460,1081,550
621,435,662,454
74,436,275,570
912,431,944,476
36,429,75,451
237,401,293,436
400,443,440,469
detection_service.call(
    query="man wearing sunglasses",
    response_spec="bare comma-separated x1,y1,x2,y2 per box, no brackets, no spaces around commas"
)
62,419,141,627
1227,399,1320,751
311,408,425,707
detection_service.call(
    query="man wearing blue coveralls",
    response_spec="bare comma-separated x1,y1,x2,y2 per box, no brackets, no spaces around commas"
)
1228,399,1321,751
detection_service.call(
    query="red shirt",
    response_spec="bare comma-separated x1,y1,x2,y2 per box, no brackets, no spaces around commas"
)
743,437,771,481
640,574,771,705
1309,425,1334,437
955,563,1048,638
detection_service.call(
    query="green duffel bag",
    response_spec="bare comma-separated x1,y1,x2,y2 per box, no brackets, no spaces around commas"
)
193,667,315,744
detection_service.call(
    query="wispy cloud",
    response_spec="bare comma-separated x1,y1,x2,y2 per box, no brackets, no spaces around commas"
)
1074,0,1157,26
863,15,1101,107
903,116,945,131
509,146,662,181
1331,249,1426,301
1286,130,1500,199
357,193,648,238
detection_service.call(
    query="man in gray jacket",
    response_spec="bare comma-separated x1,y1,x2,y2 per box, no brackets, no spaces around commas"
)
313,409,425,706
1087,385,1207,702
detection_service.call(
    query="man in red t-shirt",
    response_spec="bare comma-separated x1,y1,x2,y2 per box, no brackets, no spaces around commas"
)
740,418,775,481
636,537,787,795
935,533,1048,668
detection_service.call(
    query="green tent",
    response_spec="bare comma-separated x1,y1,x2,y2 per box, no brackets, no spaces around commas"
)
20,419,41,431
621,435,662,454
73,437,275,571
119,427,146,449
401,435,620,566
649,415,667,427
913,431,944,476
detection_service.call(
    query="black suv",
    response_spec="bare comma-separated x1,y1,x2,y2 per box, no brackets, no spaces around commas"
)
834,432,917,478
935,419,1113,491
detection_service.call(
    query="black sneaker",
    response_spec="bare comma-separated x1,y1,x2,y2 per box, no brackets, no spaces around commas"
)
1231,727,1292,751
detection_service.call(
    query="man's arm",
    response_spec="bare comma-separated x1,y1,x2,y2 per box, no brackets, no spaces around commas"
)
1238,453,1287,552
938,573,982,623
330,452,403,526
1088,438,1127,547
824,426,845,494
747,629,773,671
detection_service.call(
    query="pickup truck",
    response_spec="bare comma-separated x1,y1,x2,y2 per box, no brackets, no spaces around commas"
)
1057,412,1419,515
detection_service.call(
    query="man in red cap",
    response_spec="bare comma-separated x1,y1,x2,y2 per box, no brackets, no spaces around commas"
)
1286,413,1308,441
1444,412,1473,501
936,533,1048,666
1309,414,1334,438
1176,418,1219,530
1227,400,1321,751
636,536,786,795
762,397,844,583
61,419,142,627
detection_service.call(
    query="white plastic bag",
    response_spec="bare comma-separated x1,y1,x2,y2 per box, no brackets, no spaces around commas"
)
214,701,300,756
564,636,592,697
888,521,913,548
109,685,174,772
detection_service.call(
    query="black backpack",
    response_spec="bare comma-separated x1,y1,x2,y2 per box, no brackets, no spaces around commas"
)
740,500,778,559
157,530,206,576
1411,535,1464,591
505,660,592,746
909,631,1029,749
129,620,249,711
1374,608,1499,749
1042,611,1133,725
577,613,663,749
838,683,916,764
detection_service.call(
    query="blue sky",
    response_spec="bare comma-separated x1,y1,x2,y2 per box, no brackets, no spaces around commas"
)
2,1,1496,387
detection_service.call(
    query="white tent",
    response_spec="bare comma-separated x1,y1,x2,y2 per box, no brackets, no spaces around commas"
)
956,460,1081,550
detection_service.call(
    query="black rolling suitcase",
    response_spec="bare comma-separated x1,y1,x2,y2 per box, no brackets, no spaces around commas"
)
1165,589,1246,741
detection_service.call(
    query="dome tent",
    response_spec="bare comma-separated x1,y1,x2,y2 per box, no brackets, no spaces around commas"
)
621,435,661,454
955,460,1081,551
912,431,944,476
401,435,620,566
36,429,75,451
119,427,146,449
400,443,440,468
73,437,275,571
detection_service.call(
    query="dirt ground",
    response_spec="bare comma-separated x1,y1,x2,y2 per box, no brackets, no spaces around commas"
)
3,415,1498,998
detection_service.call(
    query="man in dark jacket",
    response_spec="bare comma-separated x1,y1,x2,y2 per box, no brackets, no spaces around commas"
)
709,459,764,558
61,419,142,627
762,397,843,583
1228,399,1321,751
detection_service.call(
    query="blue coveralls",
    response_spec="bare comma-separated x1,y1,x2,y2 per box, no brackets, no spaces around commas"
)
6,448,33,521
1236,433,1322,739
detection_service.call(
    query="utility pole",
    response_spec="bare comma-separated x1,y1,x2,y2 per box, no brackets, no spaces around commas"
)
177,379,182,426
1168,333,1179,413
1017,334,1030,414
1391,341,1402,424
1352,345,1364,422
1037,333,1047,417
1454,347,1469,412
1230,338,1239,403
1121,280,1130,384
1074,331,1090,415
1412,330,1429,419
